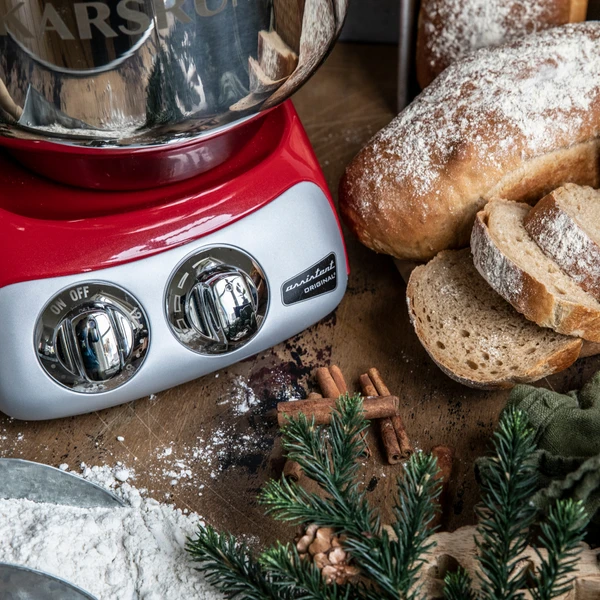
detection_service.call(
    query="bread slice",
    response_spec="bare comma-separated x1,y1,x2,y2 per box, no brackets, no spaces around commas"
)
471,200,600,342
524,184,600,301
406,250,582,389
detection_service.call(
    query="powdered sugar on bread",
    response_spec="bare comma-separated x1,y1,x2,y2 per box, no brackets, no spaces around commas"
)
340,23,600,260
419,0,562,86
528,206,600,278
373,24,600,199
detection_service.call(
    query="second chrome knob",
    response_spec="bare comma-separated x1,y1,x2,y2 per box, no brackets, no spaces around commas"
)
166,248,268,355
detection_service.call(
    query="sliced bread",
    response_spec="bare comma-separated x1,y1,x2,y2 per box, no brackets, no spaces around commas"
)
471,200,600,342
524,184,600,301
406,249,582,389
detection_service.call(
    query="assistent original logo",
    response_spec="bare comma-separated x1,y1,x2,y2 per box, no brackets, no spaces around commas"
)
282,254,338,306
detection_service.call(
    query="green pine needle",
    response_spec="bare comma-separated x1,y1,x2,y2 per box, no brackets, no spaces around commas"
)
343,451,442,600
531,499,588,600
186,524,284,600
443,568,477,600
475,407,539,600
262,394,442,600
260,395,379,538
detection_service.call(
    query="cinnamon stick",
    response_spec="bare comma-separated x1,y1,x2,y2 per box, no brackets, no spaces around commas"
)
359,374,377,397
316,367,341,399
329,365,348,395
364,368,413,461
367,368,391,397
379,418,402,464
283,459,303,482
360,372,401,465
360,375,377,458
308,365,371,458
391,415,413,459
430,445,455,529
277,395,399,427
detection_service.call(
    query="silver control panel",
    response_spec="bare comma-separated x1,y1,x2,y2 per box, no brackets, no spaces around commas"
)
35,283,150,393
0,182,347,420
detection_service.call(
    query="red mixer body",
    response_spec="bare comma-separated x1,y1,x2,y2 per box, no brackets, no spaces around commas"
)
0,101,349,420
0,101,348,289
2,112,268,192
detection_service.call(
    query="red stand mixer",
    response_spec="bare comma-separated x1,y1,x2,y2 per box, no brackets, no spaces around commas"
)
0,0,349,420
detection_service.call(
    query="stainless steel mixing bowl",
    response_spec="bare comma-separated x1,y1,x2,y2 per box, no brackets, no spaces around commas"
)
0,0,347,148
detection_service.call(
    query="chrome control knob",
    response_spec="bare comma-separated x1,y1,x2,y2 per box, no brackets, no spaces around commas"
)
166,248,268,354
35,283,150,393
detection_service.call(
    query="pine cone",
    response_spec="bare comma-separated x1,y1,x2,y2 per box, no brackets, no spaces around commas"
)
295,525,360,585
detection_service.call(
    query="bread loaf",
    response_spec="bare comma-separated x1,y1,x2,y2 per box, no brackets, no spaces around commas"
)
524,184,600,301
471,200,600,342
406,249,583,389
416,0,588,88
339,23,600,261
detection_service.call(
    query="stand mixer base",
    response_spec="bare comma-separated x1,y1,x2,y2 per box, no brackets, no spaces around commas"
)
0,182,347,420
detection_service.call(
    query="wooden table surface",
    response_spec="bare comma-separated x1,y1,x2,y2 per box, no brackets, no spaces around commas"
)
2,42,599,548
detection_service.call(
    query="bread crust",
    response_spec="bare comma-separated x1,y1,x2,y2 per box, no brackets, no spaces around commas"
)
524,186,600,301
570,0,589,21
580,340,600,359
471,203,600,342
416,0,588,88
339,23,600,262
406,251,582,389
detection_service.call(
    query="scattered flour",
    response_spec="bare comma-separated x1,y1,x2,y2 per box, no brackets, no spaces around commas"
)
150,423,273,490
229,376,260,415
0,464,222,600
0,373,300,598
145,374,296,490
0,420,25,447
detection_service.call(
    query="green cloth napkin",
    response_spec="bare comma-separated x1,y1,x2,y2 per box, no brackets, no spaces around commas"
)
478,372,600,523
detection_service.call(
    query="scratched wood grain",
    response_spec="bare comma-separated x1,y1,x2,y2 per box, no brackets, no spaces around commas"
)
1,43,598,549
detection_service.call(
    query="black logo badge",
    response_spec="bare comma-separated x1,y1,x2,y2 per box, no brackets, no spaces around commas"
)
282,254,338,306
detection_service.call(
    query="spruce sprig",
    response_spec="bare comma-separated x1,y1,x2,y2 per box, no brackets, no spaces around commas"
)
261,394,379,537
341,452,441,600
475,407,539,600
443,568,477,600
186,525,285,600
262,394,442,600
531,499,588,600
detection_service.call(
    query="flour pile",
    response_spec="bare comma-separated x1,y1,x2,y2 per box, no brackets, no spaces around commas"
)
0,465,222,600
